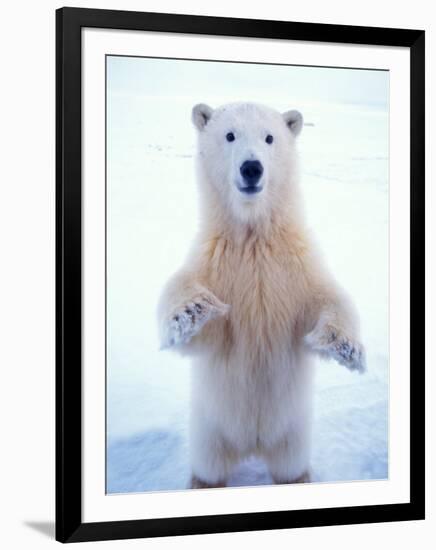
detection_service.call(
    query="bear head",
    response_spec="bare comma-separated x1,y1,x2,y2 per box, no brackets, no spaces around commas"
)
192,102,303,226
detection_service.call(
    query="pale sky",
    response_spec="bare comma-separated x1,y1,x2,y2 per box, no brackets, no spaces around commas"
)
107,55,389,109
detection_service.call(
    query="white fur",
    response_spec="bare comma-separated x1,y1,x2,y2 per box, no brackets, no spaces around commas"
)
158,102,365,487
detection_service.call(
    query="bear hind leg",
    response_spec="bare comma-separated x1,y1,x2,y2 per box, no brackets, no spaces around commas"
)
189,422,239,490
189,475,227,489
263,430,312,486
272,469,312,485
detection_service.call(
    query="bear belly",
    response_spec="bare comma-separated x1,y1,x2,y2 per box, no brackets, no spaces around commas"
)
192,342,311,455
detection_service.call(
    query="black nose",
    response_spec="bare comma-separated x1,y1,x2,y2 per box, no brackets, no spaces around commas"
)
240,160,263,186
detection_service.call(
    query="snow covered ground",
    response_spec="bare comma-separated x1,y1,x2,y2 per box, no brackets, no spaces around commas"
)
106,57,389,494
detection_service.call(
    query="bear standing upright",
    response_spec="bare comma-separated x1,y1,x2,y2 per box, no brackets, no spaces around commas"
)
158,102,365,488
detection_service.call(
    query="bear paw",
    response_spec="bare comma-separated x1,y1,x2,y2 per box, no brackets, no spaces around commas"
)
161,293,230,349
305,324,366,373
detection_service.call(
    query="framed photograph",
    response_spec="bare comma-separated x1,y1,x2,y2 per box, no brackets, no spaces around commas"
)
56,7,425,543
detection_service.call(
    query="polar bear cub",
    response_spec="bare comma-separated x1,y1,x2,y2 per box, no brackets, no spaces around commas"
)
158,102,365,489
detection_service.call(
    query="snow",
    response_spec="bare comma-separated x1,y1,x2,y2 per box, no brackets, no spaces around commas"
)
106,57,389,494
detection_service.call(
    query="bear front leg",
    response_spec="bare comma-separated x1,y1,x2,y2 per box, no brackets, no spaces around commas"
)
162,293,229,348
158,272,229,349
305,305,366,373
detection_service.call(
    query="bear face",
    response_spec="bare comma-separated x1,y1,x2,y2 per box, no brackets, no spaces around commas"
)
192,102,303,225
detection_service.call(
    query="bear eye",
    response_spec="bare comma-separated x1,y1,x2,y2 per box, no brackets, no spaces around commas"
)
265,134,274,144
226,132,235,142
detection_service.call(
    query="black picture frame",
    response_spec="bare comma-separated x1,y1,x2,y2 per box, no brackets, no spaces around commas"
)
56,6,425,543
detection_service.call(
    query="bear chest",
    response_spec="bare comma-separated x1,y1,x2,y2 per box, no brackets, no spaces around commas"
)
204,238,307,347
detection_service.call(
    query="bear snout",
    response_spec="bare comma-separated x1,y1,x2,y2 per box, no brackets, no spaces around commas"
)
239,160,264,192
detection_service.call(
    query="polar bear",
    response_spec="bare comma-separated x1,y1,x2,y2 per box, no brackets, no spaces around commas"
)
158,102,365,489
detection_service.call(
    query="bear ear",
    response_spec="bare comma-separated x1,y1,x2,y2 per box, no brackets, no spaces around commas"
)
282,110,303,137
192,103,214,131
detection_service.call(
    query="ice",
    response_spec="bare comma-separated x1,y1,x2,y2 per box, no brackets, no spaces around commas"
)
106,58,389,494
